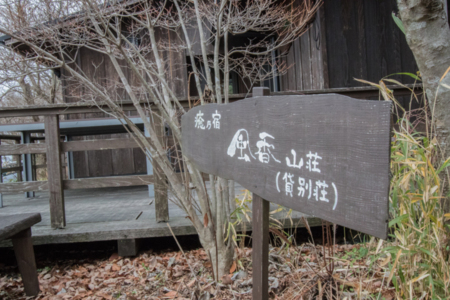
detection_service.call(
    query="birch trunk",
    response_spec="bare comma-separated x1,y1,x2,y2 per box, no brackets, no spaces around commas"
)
396,0,450,211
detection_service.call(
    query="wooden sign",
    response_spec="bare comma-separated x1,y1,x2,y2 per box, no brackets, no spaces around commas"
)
182,94,391,239
182,92,391,300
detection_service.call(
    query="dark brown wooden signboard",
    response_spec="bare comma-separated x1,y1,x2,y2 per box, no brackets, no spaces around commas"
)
181,93,391,299
182,93,391,238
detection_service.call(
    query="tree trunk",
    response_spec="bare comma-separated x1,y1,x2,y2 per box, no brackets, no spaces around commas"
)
397,0,450,210
197,227,234,280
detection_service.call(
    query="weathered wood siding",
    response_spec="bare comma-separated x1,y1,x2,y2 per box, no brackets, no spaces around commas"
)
61,29,186,178
325,0,417,88
280,4,327,92
61,47,141,178
280,0,418,92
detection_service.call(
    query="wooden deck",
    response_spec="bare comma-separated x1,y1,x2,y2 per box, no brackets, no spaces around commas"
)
0,184,320,247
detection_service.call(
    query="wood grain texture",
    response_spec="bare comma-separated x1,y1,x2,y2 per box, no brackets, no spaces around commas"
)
63,46,137,179
300,29,312,90
111,134,136,175
285,39,297,91
87,134,113,177
318,5,329,89
44,115,65,229
293,38,302,90
62,137,141,152
154,115,169,222
309,17,322,90
0,213,42,241
322,1,418,88
0,173,203,193
252,194,269,300
72,136,89,178
63,175,154,189
378,0,402,83
0,143,46,155
280,6,327,92
133,147,147,174
0,181,48,194
348,0,368,86
182,94,391,239
11,228,40,296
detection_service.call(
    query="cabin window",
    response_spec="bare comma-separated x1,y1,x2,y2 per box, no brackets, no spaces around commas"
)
228,71,239,94
261,48,280,92
188,57,241,96
122,31,141,48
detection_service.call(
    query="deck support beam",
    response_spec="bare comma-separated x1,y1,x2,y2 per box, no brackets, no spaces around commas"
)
44,115,65,229
117,239,140,257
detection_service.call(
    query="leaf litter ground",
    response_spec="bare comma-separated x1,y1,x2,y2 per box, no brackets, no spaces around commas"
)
0,240,397,299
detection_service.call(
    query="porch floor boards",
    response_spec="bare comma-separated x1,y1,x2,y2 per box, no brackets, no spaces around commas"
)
0,184,320,247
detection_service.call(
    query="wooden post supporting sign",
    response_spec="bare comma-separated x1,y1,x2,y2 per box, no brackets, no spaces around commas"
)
181,89,391,299
252,87,271,300
252,194,269,300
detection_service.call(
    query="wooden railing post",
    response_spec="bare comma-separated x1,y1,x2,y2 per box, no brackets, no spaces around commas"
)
66,136,75,179
144,124,155,199
16,139,23,181
21,132,35,198
44,115,65,229
148,114,169,222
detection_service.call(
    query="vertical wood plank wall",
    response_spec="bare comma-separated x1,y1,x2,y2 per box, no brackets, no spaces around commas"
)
280,3,327,91
59,1,420,177
280,0,418,92
324,0,417,88
61,28,187,178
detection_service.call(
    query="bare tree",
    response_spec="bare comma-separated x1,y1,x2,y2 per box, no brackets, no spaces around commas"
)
0,0,63,122
0,0,320,278
0,51,62,111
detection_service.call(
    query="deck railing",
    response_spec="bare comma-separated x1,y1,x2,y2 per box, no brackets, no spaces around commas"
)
0,113,164,229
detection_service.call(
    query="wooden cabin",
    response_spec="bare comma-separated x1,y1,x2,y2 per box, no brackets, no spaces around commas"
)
52,0,419,179
0,0,421,250
280,0,418,92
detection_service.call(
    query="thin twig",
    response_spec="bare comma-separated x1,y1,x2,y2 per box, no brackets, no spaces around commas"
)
166,223,198,282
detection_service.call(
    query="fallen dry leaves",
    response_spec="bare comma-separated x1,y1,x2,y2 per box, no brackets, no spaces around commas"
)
0,243,397,299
